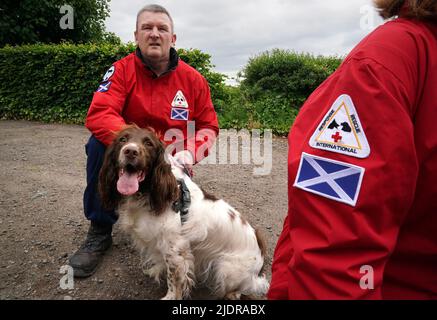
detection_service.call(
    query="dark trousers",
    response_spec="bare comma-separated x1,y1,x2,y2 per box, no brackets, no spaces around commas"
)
83,135,118,226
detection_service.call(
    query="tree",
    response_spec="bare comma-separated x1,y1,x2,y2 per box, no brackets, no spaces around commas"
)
0,0,119,46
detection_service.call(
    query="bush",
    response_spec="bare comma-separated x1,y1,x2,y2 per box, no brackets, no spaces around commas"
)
229,49,342,135
250,95,300,135
217,86,250,130
0,43,227,124
216,86,300,135
240,49,342,110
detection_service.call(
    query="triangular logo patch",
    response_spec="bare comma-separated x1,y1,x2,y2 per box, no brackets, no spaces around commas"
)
102,66,115,82
171,90,188,108
309,94,370,158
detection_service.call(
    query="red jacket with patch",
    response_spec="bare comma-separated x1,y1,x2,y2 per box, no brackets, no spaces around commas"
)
269,19,437,299
85,48,219,162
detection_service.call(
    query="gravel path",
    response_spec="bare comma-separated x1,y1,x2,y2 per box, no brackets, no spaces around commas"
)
0,120,288,300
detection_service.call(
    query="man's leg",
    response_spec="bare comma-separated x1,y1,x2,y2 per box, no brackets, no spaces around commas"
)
69,135,117,278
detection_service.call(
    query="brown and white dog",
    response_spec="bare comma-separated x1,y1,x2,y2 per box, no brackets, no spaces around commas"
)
99,125,269,299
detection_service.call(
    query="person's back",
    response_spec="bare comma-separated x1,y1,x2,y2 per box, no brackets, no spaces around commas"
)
269,1,437,299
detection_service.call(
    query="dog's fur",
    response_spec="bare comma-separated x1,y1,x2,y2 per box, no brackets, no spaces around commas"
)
99,126,269,299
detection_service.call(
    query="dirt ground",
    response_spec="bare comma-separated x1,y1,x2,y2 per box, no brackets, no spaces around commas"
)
0,120,289,300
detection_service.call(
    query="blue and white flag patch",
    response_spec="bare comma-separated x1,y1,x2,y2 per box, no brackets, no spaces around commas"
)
96,81,111,93
294,153,365,206
171,108,189,121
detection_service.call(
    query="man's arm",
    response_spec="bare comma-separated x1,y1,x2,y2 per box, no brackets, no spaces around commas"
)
268,215,293,299
85,63,128,146
270,57,418,299
190,75,219,163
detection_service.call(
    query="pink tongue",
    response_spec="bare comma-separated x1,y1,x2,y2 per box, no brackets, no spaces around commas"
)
117,172,139,196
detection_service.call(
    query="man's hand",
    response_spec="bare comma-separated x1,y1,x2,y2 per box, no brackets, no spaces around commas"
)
173,150,194,176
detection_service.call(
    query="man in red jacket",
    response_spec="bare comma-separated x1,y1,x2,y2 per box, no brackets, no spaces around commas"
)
269,0,437,299
69,4,219,278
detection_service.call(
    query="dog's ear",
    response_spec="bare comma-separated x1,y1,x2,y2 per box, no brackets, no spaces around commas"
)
98,140,121,211
149,141,179,215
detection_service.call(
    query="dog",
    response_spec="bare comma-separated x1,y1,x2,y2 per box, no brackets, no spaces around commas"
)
98,125,269,299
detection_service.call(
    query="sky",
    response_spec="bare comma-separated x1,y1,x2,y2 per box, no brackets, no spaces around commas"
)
105,0,384,84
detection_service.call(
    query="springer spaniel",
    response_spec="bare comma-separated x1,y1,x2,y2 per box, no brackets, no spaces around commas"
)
99,126,269,300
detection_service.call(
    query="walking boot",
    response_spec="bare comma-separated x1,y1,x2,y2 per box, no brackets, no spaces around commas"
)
68,222,112,278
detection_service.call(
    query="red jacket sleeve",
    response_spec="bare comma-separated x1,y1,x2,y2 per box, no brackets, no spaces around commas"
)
268,215,293,299
190,75,219,163
85,62,127,146
269,56,418,299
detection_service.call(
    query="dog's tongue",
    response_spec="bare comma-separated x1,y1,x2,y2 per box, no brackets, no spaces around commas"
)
117,170,144,196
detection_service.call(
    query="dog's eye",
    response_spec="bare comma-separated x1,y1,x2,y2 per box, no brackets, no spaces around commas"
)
144,139,153,147
120,136,128,143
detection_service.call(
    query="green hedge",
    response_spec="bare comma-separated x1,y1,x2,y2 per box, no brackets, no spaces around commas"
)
0,45,341,135
217,86,250,130
0,43,227,124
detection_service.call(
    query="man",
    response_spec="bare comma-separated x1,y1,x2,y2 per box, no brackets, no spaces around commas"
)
69,4,219,278
269,0,437,299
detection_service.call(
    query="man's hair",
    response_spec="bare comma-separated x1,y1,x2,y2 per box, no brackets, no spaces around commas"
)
374,0,437,20
136,4,174,32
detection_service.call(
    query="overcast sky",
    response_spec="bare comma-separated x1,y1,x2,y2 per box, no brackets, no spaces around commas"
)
105,0,384,83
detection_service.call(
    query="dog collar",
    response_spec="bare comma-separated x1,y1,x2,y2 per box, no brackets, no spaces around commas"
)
172,179,191,224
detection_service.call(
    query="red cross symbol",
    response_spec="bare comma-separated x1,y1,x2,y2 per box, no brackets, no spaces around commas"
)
331,132,342,143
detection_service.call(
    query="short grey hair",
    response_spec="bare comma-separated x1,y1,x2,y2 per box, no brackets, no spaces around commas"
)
136,4,174,32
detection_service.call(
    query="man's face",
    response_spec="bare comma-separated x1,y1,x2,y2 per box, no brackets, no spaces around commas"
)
135,11,176,62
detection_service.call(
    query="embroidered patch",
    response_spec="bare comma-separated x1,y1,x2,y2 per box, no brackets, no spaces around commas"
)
96,81,111,93
171,90,188,108
102,66,115,82
294,152,365,206
309,94,370,158
171,108,189,121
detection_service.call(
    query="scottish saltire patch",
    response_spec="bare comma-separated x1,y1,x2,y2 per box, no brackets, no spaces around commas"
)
171,108,189,121
309,94,370,158
171,90,188,108
294,153,365,206
96,81,111,93
102,66,115,82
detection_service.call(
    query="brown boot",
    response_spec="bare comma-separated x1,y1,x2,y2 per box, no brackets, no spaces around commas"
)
68,222,112,278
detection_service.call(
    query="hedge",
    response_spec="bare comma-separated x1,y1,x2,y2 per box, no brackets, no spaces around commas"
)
0,43,227,124
0,45,342,135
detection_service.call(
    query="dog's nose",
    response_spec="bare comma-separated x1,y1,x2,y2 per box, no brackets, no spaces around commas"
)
124,146,139,158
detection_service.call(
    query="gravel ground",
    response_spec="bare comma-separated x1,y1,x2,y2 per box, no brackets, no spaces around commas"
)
0,120,288,300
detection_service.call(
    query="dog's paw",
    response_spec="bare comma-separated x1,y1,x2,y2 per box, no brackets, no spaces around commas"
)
224,291,241,300
161,292,176,300
143,264,165,283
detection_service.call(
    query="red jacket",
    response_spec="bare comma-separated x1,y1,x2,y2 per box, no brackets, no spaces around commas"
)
269,19,437,299
85,48,219,162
